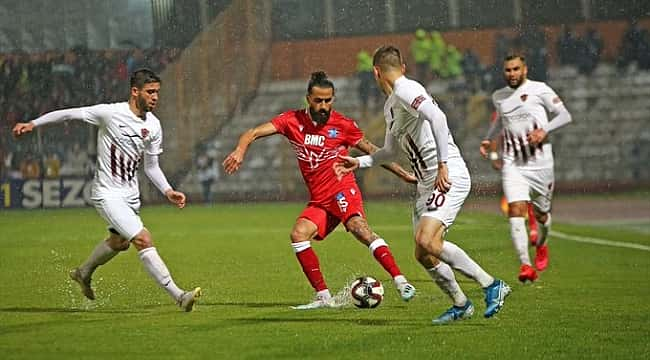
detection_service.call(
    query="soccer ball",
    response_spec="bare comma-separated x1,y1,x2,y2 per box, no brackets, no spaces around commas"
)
349,276,384,308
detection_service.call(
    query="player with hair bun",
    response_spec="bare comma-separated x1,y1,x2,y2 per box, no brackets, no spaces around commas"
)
223,71,417,309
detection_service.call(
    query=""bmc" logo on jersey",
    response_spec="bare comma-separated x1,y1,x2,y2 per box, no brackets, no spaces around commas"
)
304,134,325,146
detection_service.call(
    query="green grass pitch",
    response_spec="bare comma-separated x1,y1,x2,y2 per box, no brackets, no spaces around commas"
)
1,201,649,359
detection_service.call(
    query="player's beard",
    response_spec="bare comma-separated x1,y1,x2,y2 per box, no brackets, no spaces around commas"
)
137,95,153,113
310,108,330,125
508,74,525,89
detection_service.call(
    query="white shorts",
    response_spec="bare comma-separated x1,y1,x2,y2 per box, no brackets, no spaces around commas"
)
413,162,470,229
501,162,554,213
92,195,143,240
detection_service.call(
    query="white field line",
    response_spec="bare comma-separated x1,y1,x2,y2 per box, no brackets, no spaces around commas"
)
550,230,650,252
213,225,650,251
370,227,650,252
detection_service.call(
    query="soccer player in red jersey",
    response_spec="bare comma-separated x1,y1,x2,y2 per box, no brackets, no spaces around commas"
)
223,71,416,309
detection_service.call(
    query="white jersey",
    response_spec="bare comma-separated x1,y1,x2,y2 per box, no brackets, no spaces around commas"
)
492,80,564,168
81,102,163,198
385,76,464,185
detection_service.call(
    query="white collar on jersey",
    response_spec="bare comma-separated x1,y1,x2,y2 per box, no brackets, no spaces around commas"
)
394,75,407,86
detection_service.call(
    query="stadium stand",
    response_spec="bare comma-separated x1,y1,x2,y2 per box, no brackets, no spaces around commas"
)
0,48,178,181
179,77,363,201
184,61,650,200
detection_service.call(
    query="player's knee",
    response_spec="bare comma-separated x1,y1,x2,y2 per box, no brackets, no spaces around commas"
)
131,228,153,250
346,218,374,245
291,219,319,243
508,201,528,217
290,228,310,243
415,232,443,257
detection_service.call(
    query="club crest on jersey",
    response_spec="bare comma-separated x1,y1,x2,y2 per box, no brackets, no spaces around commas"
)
335,192,348,213
327,128,339,138
141,128,149,139
299,125,304,132
411,95,426,109
520,94,528,102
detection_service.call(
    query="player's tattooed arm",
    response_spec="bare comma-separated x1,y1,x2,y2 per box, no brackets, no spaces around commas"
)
354,138,417,184
354,137,380,155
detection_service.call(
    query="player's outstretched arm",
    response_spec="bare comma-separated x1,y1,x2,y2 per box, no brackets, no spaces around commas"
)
12,122,35,137
13,108,95,139
15,106,108,140
223,122,277,175
354,138,416,184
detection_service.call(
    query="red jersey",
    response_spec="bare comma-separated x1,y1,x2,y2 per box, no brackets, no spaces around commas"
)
271,109,363,202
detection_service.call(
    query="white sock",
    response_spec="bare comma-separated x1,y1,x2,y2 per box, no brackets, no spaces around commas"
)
79,241,119,278
291,241,311,253
537,213,552,247
138,247,184,301
368,238,388,253
316,289,332,300
393,274,407,287
510,217,531,265
427,262,467,307
439,241,494,288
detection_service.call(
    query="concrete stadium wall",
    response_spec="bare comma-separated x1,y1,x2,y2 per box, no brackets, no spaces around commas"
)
154,0,272,183
269,18,650,81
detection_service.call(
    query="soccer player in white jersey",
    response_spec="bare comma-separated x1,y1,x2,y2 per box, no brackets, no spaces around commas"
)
335,45,511,324
12,69,201,311
479,55,572,282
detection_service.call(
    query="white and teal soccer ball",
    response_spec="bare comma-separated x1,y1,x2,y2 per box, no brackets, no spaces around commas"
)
350,276,384,308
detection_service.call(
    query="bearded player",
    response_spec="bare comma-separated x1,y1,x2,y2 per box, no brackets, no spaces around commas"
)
223,71,416,309
12,69,201,311
480,55,572,282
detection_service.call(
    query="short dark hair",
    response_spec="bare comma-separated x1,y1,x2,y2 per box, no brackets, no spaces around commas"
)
505,54,526,63
373,45,403,71
130,68,161,89
307,71,335,94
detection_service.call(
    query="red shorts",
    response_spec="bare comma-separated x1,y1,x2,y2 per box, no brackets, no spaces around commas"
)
299,185,365,240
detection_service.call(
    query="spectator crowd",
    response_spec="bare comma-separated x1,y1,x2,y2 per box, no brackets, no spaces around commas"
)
0,47,179,181
400,21,650,143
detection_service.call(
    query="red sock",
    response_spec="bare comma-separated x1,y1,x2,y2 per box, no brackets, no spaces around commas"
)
528,203,538,230
295,247,327,291
373,245,402,278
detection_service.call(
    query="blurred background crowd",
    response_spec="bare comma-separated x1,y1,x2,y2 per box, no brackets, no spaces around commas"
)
0,47,179,181
1,0,648,205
